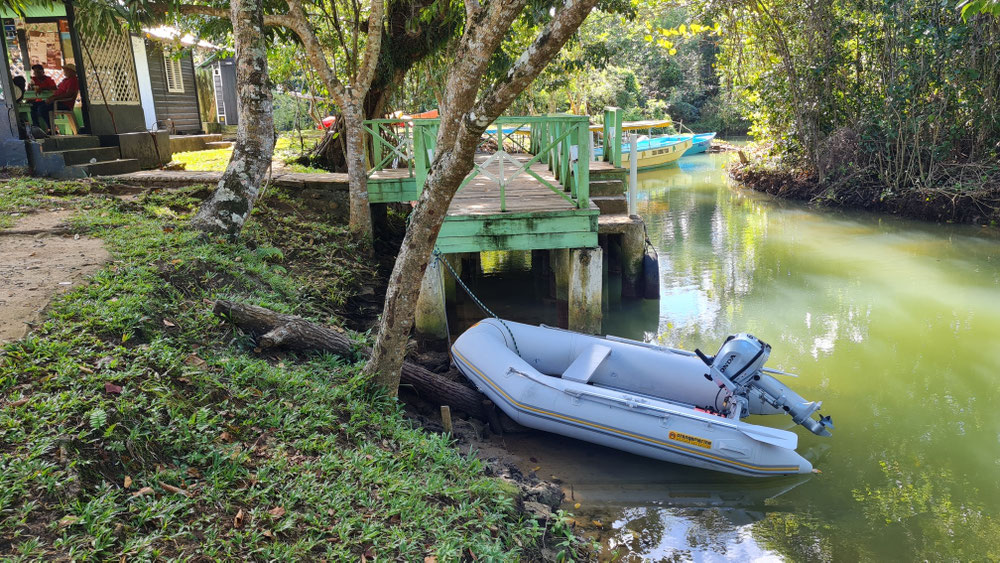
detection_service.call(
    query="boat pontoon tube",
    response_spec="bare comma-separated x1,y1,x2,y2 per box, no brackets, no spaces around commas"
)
452,319,829,477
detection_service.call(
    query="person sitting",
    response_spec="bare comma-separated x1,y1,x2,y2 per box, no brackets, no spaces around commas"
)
12,75,26,103
28,64,56,93
31,63,79,133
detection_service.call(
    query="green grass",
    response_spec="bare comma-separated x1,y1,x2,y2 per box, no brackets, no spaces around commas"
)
0,177,95,228
173,133,327,174
0,179,550,560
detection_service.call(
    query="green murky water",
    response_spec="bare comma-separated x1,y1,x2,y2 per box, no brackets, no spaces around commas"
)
450,151,1000,561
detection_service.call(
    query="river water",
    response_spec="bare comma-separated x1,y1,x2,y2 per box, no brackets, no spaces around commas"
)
449,151,1000,561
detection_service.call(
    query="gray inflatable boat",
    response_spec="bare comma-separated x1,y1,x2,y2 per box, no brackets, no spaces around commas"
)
451,319,833,477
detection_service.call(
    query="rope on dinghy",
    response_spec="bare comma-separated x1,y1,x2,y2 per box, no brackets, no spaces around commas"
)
433,248,521,357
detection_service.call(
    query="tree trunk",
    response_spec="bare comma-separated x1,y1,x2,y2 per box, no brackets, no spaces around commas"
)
343,100,373,242
362,0,602,394
191,0,275,236
212,300,487,418
362,154,476,391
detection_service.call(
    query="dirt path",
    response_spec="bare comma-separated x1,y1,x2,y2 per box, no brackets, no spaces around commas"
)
0,210,109,344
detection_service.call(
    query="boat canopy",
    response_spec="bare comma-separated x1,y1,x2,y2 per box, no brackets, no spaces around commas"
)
589,118,673,133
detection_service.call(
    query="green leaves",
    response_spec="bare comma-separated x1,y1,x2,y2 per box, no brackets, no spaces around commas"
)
88,408,107,430
957,0,1000,20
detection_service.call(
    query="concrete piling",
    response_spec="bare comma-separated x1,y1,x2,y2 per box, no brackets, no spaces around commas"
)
415,256,448,349
569,247,603,334
621,221,645,298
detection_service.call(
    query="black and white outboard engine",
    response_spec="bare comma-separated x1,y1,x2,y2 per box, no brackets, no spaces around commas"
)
696,334,834,437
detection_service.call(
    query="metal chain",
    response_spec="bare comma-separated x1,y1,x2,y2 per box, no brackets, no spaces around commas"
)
434,248,520,356
641,221,658,257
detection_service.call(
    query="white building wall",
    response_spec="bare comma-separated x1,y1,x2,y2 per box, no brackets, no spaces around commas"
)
130,35,157,130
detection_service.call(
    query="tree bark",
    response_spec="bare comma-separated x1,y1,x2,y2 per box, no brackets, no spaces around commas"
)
363,0,601,393
191,0,275,236
342,100,373,240
212,300,487,418
282,0,383,245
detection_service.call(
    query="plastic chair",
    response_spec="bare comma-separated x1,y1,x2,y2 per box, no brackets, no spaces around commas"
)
50,109,79,135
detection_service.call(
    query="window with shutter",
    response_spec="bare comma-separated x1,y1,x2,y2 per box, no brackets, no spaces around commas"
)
164,53,185,94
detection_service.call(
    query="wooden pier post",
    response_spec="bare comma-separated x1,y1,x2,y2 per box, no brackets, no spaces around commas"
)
621,221,645,298
569,247,603,334
415,255,448,349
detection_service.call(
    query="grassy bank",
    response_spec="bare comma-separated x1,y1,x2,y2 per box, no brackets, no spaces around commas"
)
0,179,565,560
729,145,1000,226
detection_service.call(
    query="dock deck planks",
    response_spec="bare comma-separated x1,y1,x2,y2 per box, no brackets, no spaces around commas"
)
447,153,600,216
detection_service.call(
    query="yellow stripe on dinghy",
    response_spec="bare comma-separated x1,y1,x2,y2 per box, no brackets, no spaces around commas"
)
451,348,802,474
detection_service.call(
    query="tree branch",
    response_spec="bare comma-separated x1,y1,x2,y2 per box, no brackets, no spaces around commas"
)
284,0,348,106
465,0,481,21
148,3,295,28
436,0,527,148
355,0,386,97
472,0,601,121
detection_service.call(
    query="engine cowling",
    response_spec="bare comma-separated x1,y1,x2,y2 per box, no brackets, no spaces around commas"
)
697,334,833,437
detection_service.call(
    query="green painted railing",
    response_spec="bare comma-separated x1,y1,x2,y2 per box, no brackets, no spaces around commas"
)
413,116,592,212
363,119,415,177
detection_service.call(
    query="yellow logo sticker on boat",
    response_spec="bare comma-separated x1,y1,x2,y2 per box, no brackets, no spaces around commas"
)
669,431,712,450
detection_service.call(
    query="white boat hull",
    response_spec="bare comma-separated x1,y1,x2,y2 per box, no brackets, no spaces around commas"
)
451,319,814,477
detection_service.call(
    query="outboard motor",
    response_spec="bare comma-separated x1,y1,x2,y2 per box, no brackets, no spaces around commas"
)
696,334,833,437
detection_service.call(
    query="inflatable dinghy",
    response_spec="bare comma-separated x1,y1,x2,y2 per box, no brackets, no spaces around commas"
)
451,319,833,477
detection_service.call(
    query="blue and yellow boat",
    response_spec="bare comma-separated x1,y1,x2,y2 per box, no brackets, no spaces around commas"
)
593,120,716,170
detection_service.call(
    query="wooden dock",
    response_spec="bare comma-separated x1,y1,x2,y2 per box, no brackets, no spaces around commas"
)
433,155,621,254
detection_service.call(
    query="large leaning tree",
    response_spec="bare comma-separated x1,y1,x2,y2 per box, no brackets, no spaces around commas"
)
363,0,604,393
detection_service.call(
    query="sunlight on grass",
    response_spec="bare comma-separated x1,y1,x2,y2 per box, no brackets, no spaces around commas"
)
172,133,327,173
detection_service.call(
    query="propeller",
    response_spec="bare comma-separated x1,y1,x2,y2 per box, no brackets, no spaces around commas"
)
819,415,834,430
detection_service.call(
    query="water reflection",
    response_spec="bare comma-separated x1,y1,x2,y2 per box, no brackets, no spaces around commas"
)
456,152,1000,560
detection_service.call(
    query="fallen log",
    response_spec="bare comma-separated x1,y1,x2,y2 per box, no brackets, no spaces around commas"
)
213,299,486,419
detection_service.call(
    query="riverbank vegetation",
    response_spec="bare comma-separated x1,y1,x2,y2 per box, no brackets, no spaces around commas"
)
0,179,579,560
707,0,1000,223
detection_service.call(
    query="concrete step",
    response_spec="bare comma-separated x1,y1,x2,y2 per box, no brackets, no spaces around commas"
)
41,135,101,152
590,179,625,197
49,146,121,166
169,134,225,153
589,167,627,182
71,159,142,177
591,195,628,215
204,141,233,150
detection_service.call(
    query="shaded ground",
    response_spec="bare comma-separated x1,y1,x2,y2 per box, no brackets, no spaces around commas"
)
0,210,108,343
0,177,586,561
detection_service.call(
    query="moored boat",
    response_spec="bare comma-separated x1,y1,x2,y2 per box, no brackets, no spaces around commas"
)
621,135,693,170
683,132,716,155
451,319,833,477
592,119,717,168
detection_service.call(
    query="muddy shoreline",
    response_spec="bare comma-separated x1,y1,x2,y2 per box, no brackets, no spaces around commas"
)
729,161,1000,227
